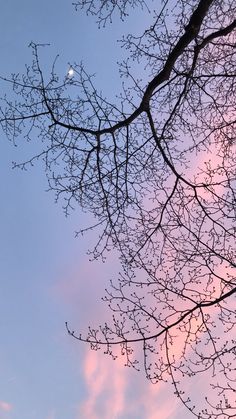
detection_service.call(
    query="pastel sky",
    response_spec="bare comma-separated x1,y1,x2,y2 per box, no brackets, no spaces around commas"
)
0,1,207,418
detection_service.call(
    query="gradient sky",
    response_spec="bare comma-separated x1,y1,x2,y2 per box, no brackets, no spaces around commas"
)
0,1,196,418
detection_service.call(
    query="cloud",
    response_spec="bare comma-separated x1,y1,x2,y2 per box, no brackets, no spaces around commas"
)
78,348,180,419
0,401,12,412
78,349,126,419
54,239,194,418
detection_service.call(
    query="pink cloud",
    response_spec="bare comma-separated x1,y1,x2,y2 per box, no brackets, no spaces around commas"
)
0,401,12,412
54,237,202,418
79,349,125,419
78,348,182,419
55,140,235,418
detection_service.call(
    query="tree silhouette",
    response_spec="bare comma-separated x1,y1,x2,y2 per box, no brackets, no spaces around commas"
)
1,0,236,417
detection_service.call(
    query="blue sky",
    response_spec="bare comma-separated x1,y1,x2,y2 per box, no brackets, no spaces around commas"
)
0,1,196,418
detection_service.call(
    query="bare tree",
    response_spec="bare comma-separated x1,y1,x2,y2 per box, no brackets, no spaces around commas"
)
1,0,236,417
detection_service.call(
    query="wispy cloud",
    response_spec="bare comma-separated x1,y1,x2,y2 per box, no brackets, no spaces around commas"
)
78,348,180,419
0,401,12,412
79,349,126,419
55,245,191,418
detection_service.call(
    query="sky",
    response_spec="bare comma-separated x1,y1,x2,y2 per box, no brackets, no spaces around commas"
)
0,1,197,418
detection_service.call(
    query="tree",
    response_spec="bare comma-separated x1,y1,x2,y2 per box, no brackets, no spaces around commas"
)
1,0,236,417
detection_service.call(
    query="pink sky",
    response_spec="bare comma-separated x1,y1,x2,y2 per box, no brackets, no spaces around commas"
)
52,141,236,418
77,348,179,419
0,401,12,412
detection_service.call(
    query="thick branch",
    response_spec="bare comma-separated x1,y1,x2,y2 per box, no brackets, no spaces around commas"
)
66,283,236,346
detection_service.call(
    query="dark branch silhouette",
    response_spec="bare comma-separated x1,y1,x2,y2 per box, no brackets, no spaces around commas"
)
1,0,236,417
